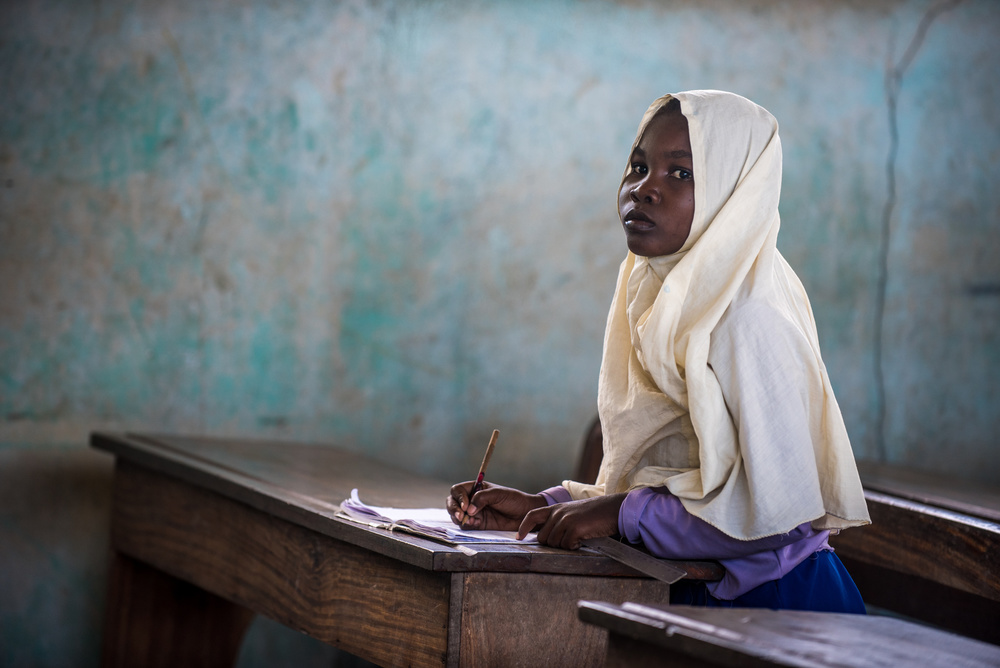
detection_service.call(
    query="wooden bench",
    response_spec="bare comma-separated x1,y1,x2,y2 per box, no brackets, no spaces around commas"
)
829,461,1000,644
578,600,1000,667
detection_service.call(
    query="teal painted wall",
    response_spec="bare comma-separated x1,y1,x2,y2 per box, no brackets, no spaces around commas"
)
2,0,998,665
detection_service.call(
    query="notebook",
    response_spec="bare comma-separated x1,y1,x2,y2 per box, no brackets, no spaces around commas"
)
338,489,538,544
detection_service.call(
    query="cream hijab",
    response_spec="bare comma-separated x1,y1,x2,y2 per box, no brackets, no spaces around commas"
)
565,91,870,540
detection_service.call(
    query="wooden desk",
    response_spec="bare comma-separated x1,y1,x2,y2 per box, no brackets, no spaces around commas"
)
857,460,1000,523
578,600,1000,667
92,432,723,668
829,462,1000,644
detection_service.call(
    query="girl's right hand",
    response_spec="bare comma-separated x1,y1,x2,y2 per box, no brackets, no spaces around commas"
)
447,481,546,531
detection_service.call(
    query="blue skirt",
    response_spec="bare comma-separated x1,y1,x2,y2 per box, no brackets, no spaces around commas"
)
670,550,866,614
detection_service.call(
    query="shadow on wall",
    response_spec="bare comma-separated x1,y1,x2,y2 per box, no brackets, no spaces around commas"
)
0,447,112,667
0,445,380,667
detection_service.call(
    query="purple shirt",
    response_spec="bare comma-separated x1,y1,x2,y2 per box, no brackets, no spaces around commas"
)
540,485,831,600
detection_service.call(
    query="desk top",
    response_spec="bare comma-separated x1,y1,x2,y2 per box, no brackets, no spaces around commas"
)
857,460,1000,523
579,600,1000,668
92,432,723,581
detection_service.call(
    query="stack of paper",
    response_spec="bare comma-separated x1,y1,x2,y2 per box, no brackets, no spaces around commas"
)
339,489,537,544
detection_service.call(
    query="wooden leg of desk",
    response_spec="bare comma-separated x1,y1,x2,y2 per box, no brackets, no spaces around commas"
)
102,551,255,668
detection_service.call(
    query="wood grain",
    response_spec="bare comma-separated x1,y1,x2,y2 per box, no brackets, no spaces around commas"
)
830,489,1000,643
455,572,672,668
111,461,451,668
838,553,1000,645
93,432,720,580
96,432,729,667
857,460,1000,523
580,601,1000,668
831,491,1000,600
102,552,254,668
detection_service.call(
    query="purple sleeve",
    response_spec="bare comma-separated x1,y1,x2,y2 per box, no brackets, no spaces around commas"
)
619,486,816,559
539,486,573,505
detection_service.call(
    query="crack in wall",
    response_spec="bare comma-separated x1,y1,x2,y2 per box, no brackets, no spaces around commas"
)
874,0,963,462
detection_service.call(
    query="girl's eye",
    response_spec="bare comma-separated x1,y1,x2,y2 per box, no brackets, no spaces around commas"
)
669,168,693,180
631,163,648,176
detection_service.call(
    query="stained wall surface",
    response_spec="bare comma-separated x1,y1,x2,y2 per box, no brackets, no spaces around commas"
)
2,1,998,665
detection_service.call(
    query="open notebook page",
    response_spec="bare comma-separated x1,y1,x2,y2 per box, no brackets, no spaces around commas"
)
339,489,538,544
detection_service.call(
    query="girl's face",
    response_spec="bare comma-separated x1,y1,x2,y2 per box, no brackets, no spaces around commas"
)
618,111,695,257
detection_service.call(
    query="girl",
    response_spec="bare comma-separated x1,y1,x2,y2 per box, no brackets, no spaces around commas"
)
448,90,870,612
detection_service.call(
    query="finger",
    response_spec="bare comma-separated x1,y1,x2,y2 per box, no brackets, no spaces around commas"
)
536,512,556,545
449,483,478,527
518,506,551,540
465,497,483,518
552,509,581,550
538,506,574,549
451,503,472,527
459,511,481,529
452,501,471,526
561,525,582,551
450,488,467,513
450,481,476,510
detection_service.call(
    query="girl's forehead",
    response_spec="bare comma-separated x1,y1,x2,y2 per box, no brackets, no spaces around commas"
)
635,112,692,156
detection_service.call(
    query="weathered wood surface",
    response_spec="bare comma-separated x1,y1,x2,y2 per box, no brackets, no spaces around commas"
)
112,461,452,667
96,432,729,667
829,486,1000,643
834,491,999,600
109,460,690,668
857,460,1000,523
579,600,1000,668
102,551,255,668
454,572,671,668
92,431,723,580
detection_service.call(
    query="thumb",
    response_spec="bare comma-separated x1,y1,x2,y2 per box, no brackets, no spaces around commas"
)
467,484,507,513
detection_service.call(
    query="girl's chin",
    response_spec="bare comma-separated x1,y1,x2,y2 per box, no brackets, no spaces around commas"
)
625,236,680,258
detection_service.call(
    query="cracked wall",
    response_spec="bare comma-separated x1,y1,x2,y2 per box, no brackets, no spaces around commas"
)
1,0,998,665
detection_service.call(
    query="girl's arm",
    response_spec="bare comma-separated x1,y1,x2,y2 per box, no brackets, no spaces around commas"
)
618,486,818,559
538,485,817,559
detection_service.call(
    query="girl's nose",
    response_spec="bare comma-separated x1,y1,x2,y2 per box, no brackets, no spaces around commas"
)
630,180,660,204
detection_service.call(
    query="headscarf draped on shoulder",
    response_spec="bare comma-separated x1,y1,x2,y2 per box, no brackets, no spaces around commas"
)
564,90,870,540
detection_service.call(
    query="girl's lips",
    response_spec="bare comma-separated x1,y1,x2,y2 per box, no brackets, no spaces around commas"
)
624,213,656,231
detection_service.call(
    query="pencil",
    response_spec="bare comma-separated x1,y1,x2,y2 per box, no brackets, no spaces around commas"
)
460,429,499,526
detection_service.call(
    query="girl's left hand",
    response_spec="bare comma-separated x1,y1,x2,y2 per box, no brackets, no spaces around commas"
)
517,493,627,549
